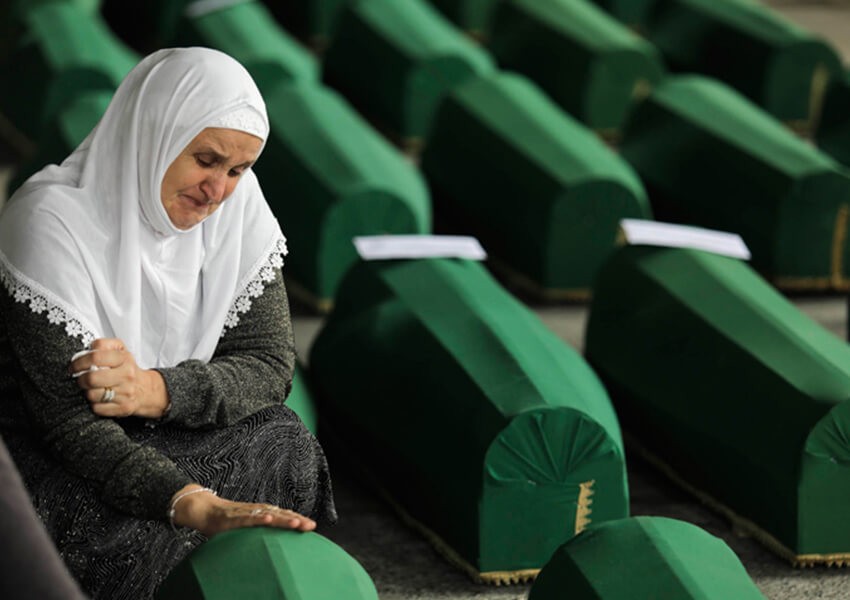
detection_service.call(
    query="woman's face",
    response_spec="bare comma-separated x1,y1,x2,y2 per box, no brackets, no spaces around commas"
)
160,127,263,230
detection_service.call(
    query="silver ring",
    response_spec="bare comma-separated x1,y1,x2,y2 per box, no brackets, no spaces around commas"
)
250,508,263,516
100,387,115,403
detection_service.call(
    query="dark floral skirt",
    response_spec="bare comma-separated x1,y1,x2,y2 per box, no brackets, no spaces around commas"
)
7,405,336,600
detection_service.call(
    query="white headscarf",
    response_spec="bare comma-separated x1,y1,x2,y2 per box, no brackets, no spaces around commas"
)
0,47,287,369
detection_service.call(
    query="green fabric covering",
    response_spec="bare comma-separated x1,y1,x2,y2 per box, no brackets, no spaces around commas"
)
322,0,495,140
619,75,850,289
487,0,665,132
585,244,850,559
9,89,112,195
288,363,318,435
176,0,318,88
426,0,499,35
643,0,842,123
815,69,850,167
310,258,628,575
154,528,378,599
254,82,431,305
529,516,766,599
259,0,349,47
0,1,137,140
422,71,651,295
9,0,101,18
588,0,658,30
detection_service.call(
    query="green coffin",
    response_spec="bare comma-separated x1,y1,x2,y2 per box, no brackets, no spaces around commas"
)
7,0,101,18
619,75,850,291
258,0,348,51
9,89,112,195
253,82,431,309
422,71,651,298
310,258,629,581
0,1,137,140
288,363,318,435
815,69,850,168
426,0,499,38
322,0,495,143
529,516,766,599
175,0,319,88
487,0,664,133
585,244,850,564
642,0,842,125
154,528,378,599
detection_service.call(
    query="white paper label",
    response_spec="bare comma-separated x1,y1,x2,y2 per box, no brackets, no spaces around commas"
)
620,219,751,260
353,235,487,261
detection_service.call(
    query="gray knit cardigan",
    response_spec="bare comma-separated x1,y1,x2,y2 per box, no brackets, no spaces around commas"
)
0,267,296,520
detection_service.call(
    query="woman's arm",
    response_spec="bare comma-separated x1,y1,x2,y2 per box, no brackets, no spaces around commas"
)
155,267,296,428
69,267,296,428
3,284,314,532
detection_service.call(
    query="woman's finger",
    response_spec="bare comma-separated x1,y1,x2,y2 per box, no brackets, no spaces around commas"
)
87,388,134,418
223,505,315,532
70,349,125,376
90,338,127,352
245,506,316,531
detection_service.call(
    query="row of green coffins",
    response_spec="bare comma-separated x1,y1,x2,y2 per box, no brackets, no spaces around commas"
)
586,243,850,565
321,0,661,140
428,0,665,135
619,75,850,292
281,0,840,133
0,1,136,144
589,0,842,129
0,0,432,311
152,516,766,599
1,0,659,306
7,1,850,300
316,0,850,293
306,250,778,592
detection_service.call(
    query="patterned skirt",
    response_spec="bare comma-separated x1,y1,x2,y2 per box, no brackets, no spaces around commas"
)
6,405,337,600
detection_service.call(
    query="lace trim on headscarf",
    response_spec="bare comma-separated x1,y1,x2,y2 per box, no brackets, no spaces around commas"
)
223,236,288,334
0,251,97,346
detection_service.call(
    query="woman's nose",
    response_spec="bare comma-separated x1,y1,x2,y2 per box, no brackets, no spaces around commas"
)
200,172,227,204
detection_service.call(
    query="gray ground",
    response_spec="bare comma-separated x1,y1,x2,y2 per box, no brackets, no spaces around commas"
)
2,1,850,598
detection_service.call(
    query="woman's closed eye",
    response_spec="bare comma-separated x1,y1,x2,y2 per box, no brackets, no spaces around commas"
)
194,154,217,168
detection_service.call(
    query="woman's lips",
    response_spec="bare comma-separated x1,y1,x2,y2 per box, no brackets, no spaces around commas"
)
180,193,209,209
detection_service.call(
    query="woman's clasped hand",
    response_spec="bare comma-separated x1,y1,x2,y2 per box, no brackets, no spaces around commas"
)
69,338,170,419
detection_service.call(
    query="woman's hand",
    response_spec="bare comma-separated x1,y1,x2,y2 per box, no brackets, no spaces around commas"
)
170,484,317,537
69,338,170,419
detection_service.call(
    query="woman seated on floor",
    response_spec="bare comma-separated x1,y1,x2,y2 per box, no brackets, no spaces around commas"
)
0,47,336,600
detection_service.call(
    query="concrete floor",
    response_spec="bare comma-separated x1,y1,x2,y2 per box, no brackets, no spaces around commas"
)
2,1,850,598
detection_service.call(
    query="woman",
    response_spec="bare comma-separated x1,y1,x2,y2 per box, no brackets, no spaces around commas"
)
0,47,336,598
